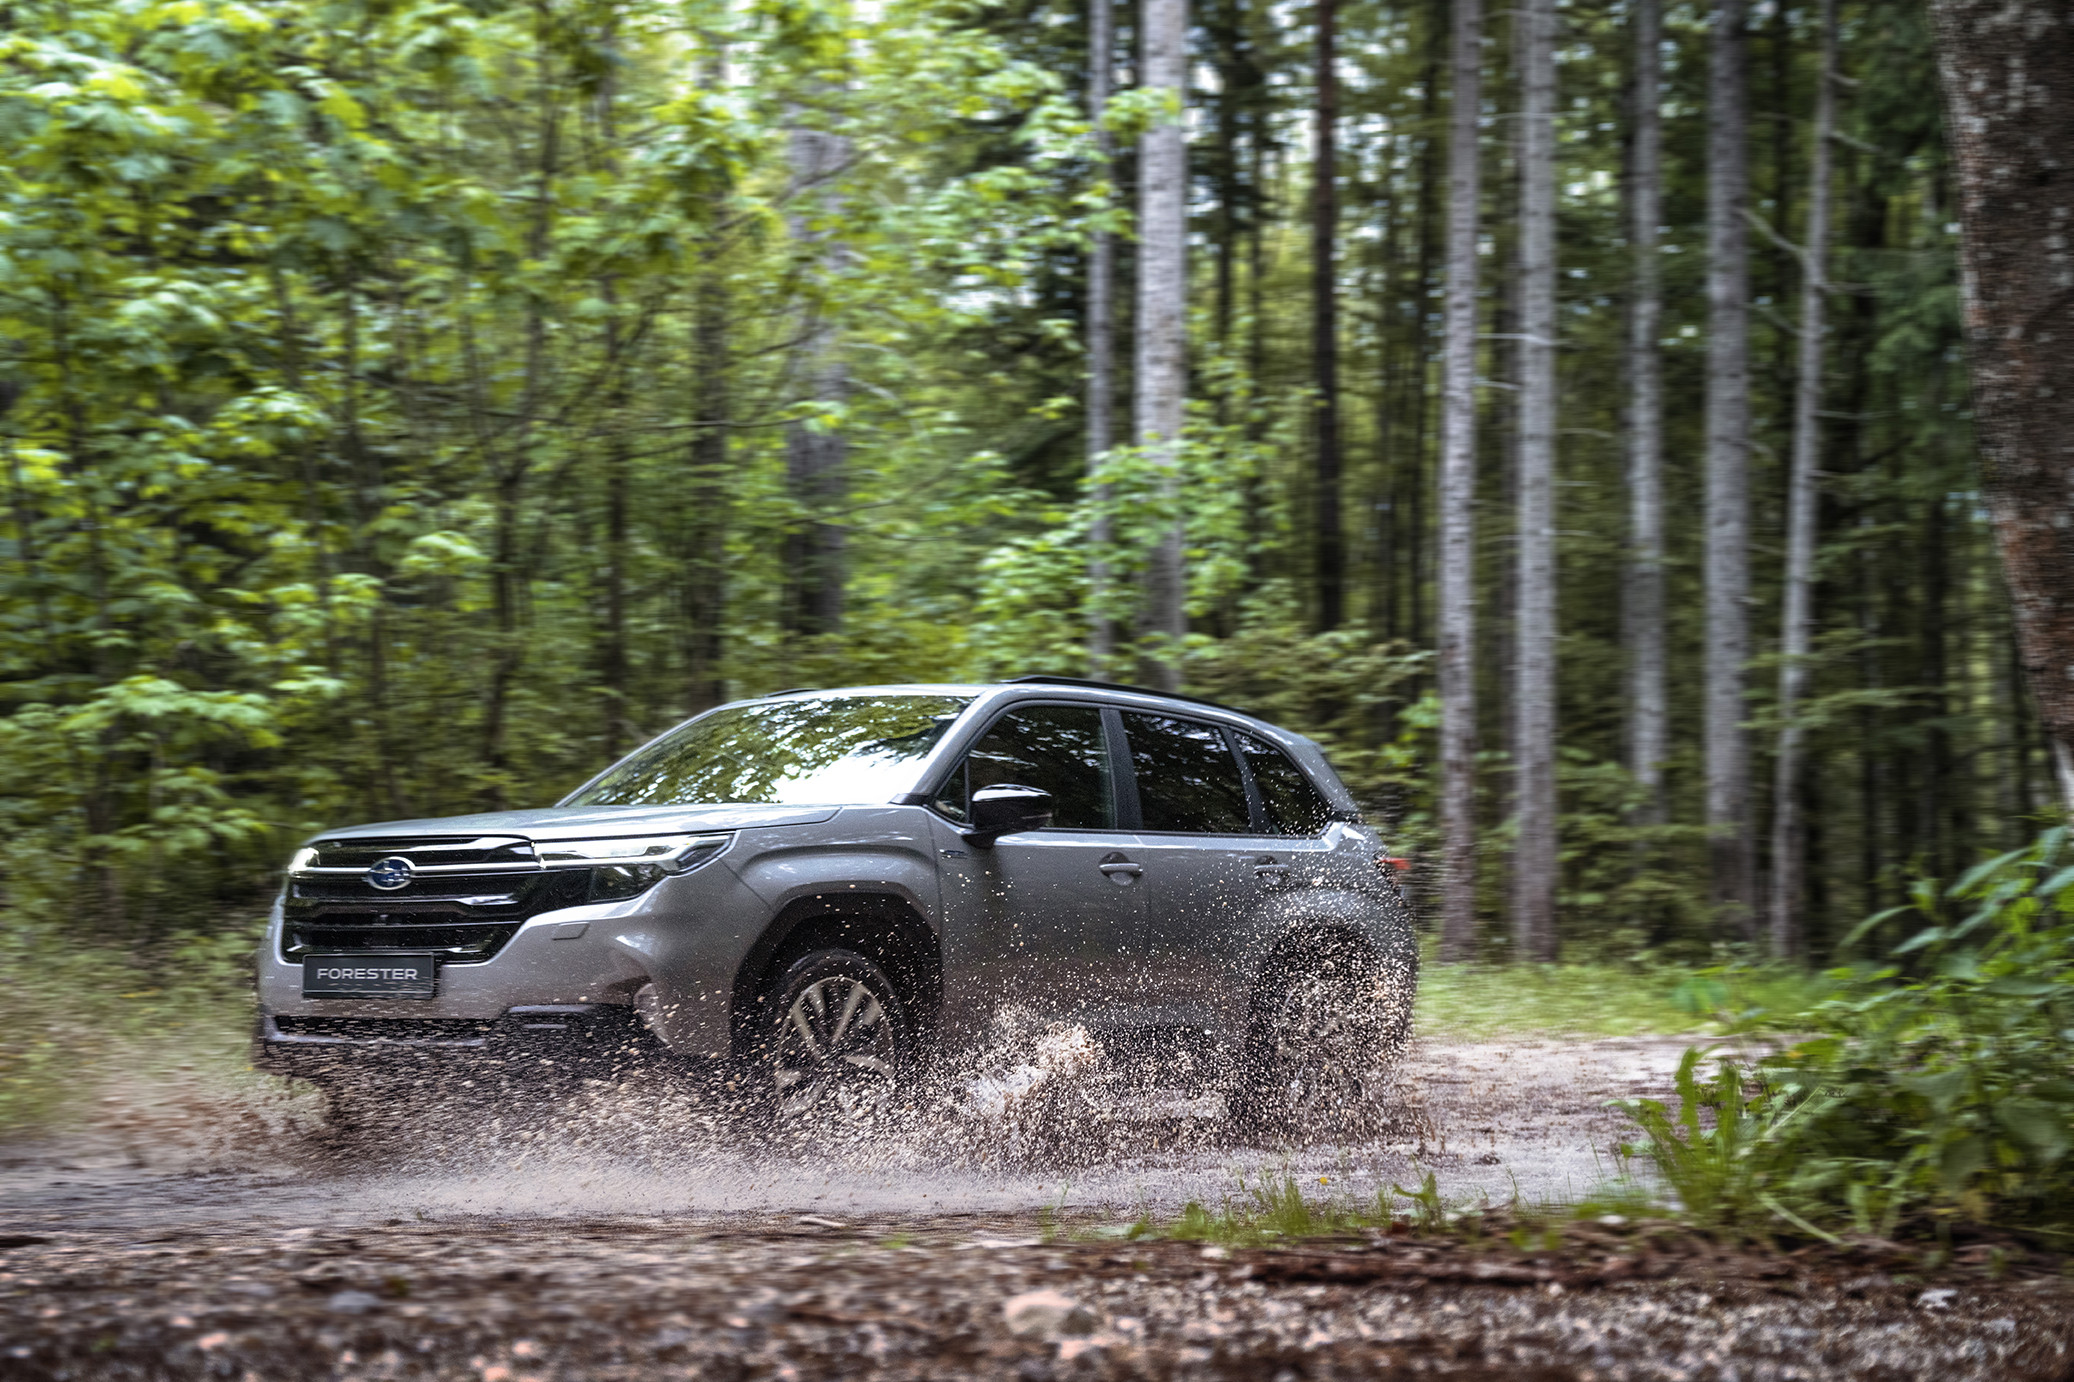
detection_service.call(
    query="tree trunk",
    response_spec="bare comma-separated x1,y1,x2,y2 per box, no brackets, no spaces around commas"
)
601,345,630,757
1312,0,1344,633
1438,0,1483,963
684,46,730,715
1207,0,1245,348
1624,0,1666,833
1704,0,1756,937
1407,4,1442,651
687,258,730,714
1513,0,1558,962
1930,0,2074,812
1768,0,1837,960
1088,0,1118,671
1136,0,1189,690
785,122,850,640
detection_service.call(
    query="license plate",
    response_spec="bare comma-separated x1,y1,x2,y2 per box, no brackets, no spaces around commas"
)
302,954,437,1000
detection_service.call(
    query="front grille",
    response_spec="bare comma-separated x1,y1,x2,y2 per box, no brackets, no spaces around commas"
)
284,837,590,965
306,835,540,871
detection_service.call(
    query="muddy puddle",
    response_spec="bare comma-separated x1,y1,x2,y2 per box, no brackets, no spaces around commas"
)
0,1033,1698,1231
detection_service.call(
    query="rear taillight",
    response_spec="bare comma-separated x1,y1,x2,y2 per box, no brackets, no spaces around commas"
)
1376,854,1411,877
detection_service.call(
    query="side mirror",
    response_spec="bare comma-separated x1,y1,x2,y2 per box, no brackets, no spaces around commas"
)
965,783,1054,847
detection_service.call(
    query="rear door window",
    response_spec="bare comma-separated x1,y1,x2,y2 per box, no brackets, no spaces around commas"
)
1237,733,1334,836
1122,713,1251,834
949,704,1116,829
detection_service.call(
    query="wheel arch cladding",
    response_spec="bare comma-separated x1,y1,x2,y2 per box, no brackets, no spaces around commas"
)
731,893,943,1056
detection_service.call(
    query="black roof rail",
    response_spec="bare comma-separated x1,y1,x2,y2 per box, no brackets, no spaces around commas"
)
1002,674,1251,718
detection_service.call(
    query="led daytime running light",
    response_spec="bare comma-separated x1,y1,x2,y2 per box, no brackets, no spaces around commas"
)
536,832,731,873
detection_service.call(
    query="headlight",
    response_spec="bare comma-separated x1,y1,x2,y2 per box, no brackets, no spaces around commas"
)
287,846,319,875
536,833,731,874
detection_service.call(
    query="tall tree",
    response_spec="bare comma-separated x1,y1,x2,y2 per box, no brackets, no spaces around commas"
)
1136,0,1189,689
784,118,851,640
1087,0,1117,670
1312,0,1344,632
1931,0,2074,811
683,38,731,716
1768,0,1838,958
1438,0,1483,962
1624,0,1666,830
1704,0,1755,936
1513,0,1558,961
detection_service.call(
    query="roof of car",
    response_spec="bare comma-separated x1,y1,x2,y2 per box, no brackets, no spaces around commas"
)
754,676,1252,719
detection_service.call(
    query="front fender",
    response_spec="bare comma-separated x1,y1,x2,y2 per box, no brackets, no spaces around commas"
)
727,806,943,927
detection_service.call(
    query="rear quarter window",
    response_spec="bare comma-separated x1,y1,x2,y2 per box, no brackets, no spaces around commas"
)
1237,733,1334,836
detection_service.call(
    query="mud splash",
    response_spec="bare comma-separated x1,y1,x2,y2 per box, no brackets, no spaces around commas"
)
0,1026,1695,1232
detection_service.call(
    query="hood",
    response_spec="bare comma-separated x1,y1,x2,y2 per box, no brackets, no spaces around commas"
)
307,803,841,845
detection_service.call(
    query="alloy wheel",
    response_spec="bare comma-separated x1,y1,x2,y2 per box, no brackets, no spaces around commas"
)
772,974,900,1121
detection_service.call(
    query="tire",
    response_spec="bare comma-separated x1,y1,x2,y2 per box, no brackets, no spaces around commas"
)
1228,939,1412,1139
755,948,913,1124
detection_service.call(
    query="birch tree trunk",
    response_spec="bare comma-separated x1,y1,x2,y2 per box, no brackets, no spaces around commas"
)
1136,0,1189,690
1930,0,2074,812
785,121,850,639
1312,0,1344,632
1513,0,1558,962
1768,0,1837,959
1438,0,1483,963
1704,0,1756,937
1087,0,1117,671
1624,0,1666,831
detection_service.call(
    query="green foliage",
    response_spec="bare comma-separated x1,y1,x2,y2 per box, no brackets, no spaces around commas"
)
0,0,2021,992
1614,1050,1836,1240
1617,829,2074,1241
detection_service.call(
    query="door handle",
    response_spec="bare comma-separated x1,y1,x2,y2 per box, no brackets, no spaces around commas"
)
1098,861,1143,877
1254,861,1292,878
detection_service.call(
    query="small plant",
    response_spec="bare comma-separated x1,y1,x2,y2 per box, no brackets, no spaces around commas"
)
1613,1048,1833,1240
1391,1171,1448,1233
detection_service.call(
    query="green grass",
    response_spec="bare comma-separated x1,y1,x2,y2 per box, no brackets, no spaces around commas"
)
1413,951,1834,1041
1118,1168,1569,1247
0,920,263,1140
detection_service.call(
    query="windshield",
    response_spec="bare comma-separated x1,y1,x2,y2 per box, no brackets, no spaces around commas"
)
567,694,973,807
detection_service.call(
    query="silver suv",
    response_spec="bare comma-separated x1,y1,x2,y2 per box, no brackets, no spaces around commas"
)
256,678,1417,1124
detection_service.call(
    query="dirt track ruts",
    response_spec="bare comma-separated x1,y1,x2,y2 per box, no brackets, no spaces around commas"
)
4,1215,2071,1381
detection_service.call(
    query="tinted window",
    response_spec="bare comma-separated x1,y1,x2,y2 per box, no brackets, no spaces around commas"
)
955,704,1115,829
1124,713,1251,833
568,694,971,806
1238,733,1333,835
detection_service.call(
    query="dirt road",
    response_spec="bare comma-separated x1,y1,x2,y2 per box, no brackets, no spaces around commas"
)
6,1036,2067,1380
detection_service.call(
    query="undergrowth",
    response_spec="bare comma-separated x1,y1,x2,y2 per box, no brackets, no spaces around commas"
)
1616,827,2074,1244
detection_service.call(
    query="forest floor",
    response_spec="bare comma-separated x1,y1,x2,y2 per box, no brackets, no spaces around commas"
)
4,1032,2071,1379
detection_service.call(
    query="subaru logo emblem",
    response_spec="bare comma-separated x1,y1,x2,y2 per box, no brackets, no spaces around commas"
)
366,856,415,890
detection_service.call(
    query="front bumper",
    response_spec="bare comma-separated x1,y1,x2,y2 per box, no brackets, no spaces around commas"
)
255,865,759,1058
252,1002,660,1077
